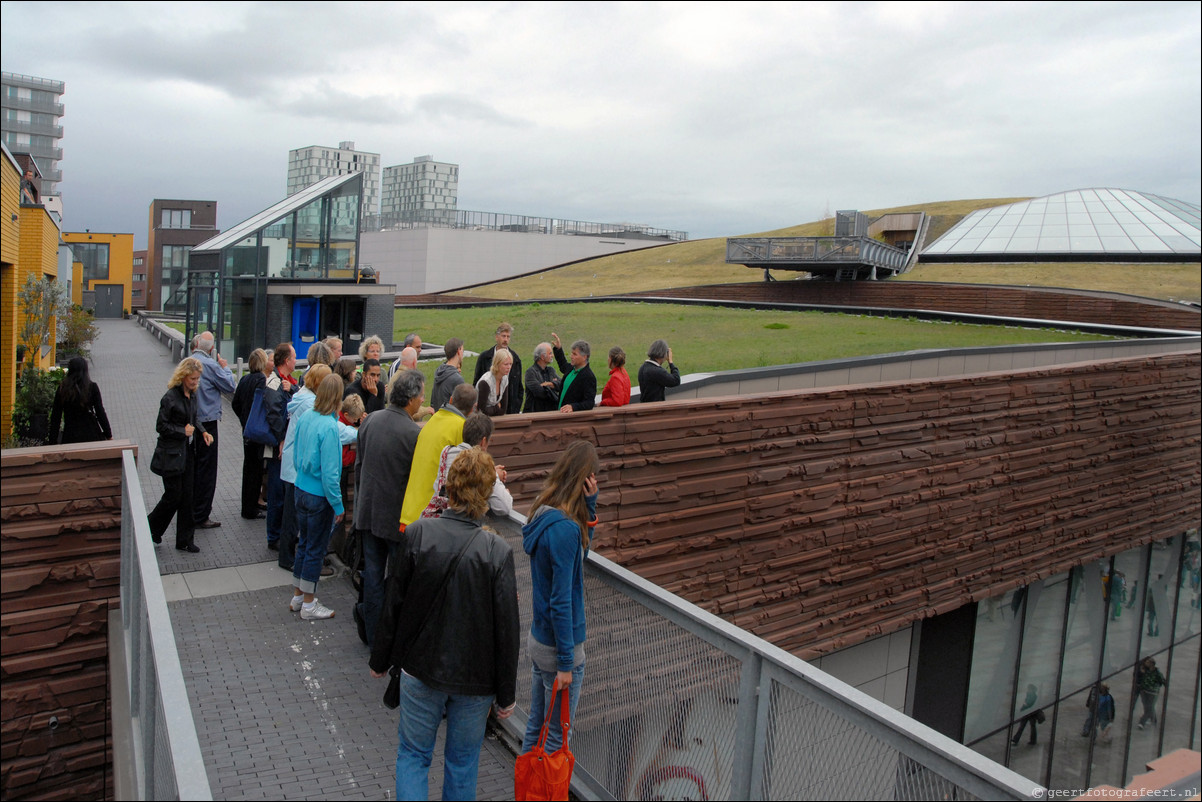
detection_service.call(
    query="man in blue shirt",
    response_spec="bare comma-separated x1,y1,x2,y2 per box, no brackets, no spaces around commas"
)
191,331,236,528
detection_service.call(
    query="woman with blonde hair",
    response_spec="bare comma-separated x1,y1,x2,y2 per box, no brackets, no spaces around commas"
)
289,374,347,620
476,347,512,417
359,335,384,362
148,357,213,551
370,447,519,799
521,439,600,754
232,348,272,520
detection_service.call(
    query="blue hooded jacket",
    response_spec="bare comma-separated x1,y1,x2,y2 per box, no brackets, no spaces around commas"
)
523,500,595,671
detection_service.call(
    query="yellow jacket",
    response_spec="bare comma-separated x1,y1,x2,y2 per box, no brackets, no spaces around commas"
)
400,407,467,526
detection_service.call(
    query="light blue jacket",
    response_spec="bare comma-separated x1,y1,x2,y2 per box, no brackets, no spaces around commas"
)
292,408,344,515
280,388,356,483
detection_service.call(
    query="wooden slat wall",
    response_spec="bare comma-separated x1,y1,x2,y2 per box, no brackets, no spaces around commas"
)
487,353,1201,660
1,442,130,801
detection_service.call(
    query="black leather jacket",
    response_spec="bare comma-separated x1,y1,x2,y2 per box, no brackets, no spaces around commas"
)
369,510,520,707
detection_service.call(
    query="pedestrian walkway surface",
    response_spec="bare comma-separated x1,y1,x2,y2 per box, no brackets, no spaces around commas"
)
92,319,517,800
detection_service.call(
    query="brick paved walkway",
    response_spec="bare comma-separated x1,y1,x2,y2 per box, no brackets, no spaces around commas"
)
92,318,517,800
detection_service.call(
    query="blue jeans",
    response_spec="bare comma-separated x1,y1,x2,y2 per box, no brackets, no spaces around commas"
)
359,530,402,648
396,671,494,801
521,661,584,754
292,488,335,594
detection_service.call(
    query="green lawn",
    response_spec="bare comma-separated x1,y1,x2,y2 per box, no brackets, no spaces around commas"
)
397,301,1114,389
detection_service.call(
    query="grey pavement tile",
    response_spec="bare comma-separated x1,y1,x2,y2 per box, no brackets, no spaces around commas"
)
95,320,516,800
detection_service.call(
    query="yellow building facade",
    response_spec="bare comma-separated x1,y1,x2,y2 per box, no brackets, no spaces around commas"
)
62,231,134,318
1,144,63,440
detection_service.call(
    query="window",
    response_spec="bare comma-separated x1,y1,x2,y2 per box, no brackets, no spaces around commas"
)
71,242,110,283
161,209,192,228
162,244,191,268
132,273,146,282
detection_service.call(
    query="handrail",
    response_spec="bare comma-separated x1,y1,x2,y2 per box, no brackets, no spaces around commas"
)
491,513,1041,800
118,451,212,800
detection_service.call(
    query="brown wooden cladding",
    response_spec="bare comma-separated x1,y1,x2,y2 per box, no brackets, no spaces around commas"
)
625,281,1202,331
1,442,131,801
486,352,1201,660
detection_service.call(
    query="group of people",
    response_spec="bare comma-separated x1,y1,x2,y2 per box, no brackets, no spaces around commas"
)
434,323,684,416
143,326,604,799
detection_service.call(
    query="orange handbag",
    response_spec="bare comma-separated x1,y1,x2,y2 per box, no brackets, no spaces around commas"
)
514,680,575,801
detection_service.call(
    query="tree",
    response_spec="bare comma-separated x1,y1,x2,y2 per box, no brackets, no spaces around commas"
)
17,274,68,369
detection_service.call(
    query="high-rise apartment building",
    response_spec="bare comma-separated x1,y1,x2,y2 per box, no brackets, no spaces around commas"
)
147,199,218,313
1,72,65,197
380,155,458,223
287,141,380,221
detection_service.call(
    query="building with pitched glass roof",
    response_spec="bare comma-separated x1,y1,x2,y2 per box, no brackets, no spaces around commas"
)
186,172,395,361
922,189,1200,262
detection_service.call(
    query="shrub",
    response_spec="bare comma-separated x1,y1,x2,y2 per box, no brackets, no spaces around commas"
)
8,366,64,447
59,304,100,359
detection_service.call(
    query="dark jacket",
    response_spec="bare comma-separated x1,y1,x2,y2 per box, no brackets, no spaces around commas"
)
637,359,681,403
369,509,520,706
345,377,385,415
429,362,464,414
474,346,524,414
523,362,561,413
553,347,597,412
48,382,112,444
354,405,421,542
231,371,266,430
476,374,509,417
265,369,298,448
151,385,200,474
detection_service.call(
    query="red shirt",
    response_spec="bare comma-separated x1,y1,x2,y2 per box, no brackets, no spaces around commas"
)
600,367,630,407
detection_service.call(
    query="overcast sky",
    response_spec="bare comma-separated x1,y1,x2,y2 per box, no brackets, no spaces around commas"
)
2,1,1199,248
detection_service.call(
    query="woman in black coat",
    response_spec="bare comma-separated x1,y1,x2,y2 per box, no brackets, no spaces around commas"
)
47,356,112,444
148,357,212,552
231,348,271,520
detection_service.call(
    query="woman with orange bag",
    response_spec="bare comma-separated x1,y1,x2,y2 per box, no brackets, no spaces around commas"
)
521,440,600,755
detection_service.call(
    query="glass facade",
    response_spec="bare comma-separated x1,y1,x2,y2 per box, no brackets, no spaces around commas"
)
964,532,1201,791
923,189,1201,258
185,172,363,359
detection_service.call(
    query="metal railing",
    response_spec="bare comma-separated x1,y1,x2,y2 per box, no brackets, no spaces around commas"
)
726,237,910,272
363,208,688,241
116,451,212,800
491,515,1042,800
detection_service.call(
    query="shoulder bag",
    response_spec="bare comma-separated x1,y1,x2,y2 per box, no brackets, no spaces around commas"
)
244,387,277,446
515,679,575,801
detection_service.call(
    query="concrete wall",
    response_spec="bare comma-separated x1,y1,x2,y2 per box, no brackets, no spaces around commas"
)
486,350,1201,662
1,441,132,800
361,227,670,294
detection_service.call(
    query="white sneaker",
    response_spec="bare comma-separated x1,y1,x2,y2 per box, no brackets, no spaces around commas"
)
289,594,305,612
301,600,335,620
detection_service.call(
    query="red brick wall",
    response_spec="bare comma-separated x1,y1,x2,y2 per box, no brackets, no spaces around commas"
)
0,442,128,800
488,351,1201,660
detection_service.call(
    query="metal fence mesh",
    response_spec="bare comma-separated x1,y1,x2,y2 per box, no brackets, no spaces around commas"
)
760,680,979,800
493,515,1025,800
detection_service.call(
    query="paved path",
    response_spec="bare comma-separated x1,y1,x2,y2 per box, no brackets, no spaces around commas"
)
92,318,517,800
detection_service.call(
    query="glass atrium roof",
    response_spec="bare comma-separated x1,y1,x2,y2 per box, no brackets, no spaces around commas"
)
192,172,360,254
922,189,1201,258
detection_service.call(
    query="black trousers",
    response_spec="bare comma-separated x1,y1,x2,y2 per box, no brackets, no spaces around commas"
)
241,440,265,518
148,450,196,548
193,420,220,523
